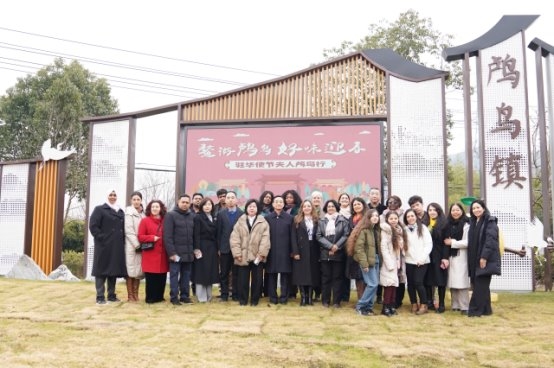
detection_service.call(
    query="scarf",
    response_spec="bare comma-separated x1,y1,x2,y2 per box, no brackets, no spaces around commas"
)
324,213,338,237
339,207,351,219
351,213,362,227
445,217,467,257
304,217,314,240
247,215,257,233
106,189,120,212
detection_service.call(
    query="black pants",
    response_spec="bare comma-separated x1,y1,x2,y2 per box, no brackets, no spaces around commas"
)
145,272,166,303
395,282,406,307
219,253,233,300
469,275,493,316
406,263,428,305
95,276,117,301
267,272,290,303
236,262,262,305
320,261,345,305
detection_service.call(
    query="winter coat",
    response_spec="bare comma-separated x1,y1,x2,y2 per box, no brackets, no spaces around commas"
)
444,222,470,289
345,215,362,280
163,207,195,262
138,216,169,274
217,208,244,254
230,215,271,266
124,205,145,278
404,225,432,266
291,219,320,287
425,220,450,287
353,227,379,269
379,222,399,287
89,203,127,277
468,214,501,278
265,211,293,273
316,215,350,262
193,212,219,285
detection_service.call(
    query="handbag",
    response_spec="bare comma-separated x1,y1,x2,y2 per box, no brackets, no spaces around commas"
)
140,222,162,251
140,242,155,251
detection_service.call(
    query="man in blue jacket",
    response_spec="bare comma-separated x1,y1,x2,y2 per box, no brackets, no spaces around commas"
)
164,194,195,305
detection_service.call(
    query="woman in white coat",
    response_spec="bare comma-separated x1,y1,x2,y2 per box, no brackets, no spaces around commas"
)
442,203,470,314
379,211,406,316
403,209,433,315
124,191,145,302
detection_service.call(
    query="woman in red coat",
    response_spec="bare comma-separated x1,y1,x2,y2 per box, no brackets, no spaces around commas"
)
138,200,169,303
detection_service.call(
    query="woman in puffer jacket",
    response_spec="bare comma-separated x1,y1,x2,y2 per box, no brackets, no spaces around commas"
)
230,199,270,306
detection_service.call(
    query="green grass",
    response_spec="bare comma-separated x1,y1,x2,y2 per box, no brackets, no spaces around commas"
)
0,278,553,367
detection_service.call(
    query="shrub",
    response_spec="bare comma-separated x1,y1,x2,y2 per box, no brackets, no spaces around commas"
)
62,250,84,279
63,220,85,252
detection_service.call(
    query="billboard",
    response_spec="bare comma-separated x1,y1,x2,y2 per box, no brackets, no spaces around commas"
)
184,122,383,206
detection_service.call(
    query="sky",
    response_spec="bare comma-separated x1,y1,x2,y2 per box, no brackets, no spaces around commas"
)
0,0,552,156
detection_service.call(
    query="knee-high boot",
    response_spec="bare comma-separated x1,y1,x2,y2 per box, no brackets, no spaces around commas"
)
437,286,446,313
307,286,313,305
133,278,141,302
126,278,134,302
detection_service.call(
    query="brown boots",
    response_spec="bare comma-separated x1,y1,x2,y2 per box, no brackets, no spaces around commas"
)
411,303,419,313
126,278,141,302
416,304,428,315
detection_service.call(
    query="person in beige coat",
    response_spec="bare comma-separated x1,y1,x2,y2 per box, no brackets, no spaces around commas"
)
230,199,271,306
124,191,145,302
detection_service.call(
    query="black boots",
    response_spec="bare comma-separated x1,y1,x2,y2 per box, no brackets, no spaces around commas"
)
300,287,307,306
381,304,395,317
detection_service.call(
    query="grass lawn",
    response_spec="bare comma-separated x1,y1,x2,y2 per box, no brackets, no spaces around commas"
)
0,278,553,368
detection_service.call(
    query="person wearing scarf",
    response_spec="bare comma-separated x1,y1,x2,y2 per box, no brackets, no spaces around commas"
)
315,199,350,308
442,203,470,314
89,189,128,305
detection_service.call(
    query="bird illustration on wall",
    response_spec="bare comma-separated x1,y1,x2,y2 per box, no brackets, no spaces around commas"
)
39,139,76,170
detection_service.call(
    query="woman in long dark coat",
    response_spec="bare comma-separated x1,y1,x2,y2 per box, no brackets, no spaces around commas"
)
89,189,128,304
424,202,449,313
467,199,501,317
193,198,220,302
291,199,320,306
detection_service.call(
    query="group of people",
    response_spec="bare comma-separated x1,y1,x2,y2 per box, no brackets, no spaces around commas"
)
89,187,501,318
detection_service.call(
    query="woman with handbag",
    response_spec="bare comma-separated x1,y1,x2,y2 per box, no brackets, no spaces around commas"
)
467,199,501,317
124,191,145,302
138,199,169,304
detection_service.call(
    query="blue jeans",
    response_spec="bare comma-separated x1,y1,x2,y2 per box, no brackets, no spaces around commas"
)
169,261,191,302
356,255,380,312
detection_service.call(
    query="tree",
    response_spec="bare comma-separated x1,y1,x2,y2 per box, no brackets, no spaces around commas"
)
323,9,462,89
0,58,119,221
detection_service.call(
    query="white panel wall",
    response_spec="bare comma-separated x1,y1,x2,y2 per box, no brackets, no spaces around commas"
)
389,76,446,210
86,120,129,279
478,33,533,290
0,164,29,275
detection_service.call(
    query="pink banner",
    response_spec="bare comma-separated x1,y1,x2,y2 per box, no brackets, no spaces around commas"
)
185,123,382,206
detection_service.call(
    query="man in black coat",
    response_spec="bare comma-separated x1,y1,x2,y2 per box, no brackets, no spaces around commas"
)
265,195,293,304
216,191,243,301
164,194,195,305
